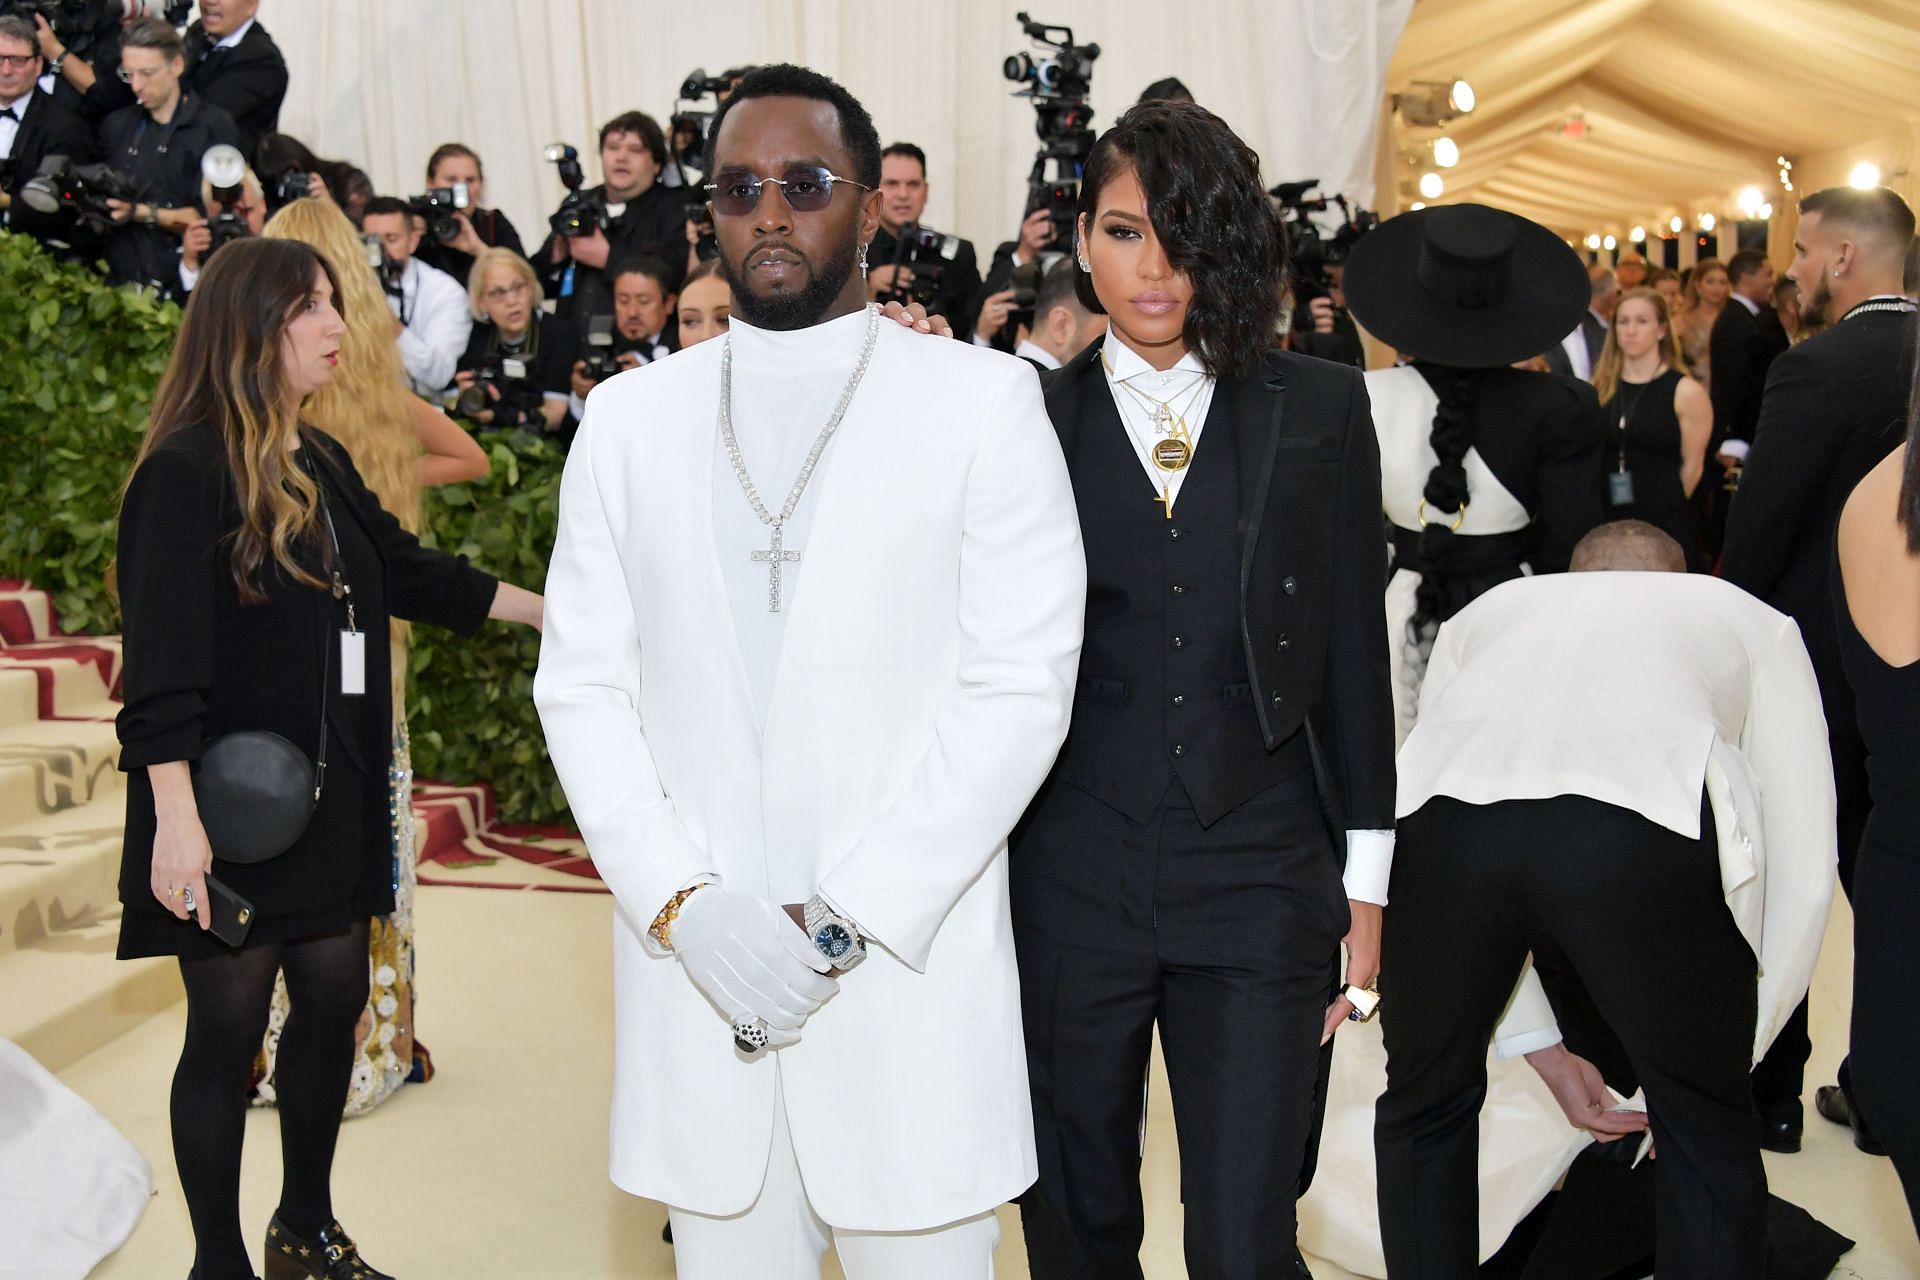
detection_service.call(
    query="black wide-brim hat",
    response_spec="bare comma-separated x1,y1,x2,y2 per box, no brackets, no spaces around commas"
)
1342,203,1589,369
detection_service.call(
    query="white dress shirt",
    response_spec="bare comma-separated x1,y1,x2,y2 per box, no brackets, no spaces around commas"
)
1013,338,1061,370
1100,324,1216,514
387,257,472,397
212,17,256,49
0,90,28,164
1556,308,1609,382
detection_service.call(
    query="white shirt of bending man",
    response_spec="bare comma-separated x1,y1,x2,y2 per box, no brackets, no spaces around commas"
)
533,286,1087,1244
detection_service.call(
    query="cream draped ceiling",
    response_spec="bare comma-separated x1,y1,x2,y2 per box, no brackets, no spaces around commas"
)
1385,0,1920,258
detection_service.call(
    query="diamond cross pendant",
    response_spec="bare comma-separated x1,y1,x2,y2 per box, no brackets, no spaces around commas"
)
751,524,801,612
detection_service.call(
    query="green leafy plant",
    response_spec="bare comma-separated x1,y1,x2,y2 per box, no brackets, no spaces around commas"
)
0,232,571,824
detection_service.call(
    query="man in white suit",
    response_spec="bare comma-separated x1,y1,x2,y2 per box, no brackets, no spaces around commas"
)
1371,520,1835,1279
532,65,1087,1278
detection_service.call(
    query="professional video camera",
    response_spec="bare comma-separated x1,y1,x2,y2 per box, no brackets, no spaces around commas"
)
1270,179,1378,325
667,66,752,263
543,143,607,238
0,0,118,56
20,154,141,233
1006,258,1045,334
409,182,471,243
577,313,622,383
873,225,966,311
1003,11,1099,251
200,144,249,261
455,355,544,428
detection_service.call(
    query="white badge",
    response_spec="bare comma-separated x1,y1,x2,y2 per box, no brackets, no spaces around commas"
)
339,630,366,696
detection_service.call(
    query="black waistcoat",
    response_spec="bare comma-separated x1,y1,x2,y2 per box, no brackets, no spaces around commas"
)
1057,393,1308,826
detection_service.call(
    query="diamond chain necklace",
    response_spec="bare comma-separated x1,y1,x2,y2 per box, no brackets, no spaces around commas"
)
719,303,881,612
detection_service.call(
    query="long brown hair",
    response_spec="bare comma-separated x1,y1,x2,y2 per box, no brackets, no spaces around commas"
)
127,237,344,602
1591,287,1689,404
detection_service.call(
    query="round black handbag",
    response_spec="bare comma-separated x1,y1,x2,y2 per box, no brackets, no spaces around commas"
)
192,729,321,864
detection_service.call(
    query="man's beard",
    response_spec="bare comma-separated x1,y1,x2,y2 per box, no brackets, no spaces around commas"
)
721,235,861,331
1801,266,1834,328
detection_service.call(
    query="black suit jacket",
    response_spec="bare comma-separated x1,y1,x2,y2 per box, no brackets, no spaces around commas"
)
1540,310,1608,378
1041,339,1397,830
1721,308,1917,735
3,88,98,249
184,20,289,157
1707,299,1788,452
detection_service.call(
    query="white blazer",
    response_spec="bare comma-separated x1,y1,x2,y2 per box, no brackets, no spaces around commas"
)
532,321,1086,1230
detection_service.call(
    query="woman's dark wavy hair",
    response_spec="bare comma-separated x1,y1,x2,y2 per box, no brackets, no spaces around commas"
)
1074,100,1287,378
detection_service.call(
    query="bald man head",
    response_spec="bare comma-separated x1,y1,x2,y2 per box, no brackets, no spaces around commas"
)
1570,520,1688,573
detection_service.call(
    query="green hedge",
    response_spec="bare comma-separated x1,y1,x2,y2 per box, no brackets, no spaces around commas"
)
0,231,570,823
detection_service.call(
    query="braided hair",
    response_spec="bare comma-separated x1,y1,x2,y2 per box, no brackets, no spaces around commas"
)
1409,362,1480,633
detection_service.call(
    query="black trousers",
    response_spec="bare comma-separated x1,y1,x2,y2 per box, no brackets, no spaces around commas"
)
1850,796,1920,1237
1751,729,1872,1106
1375,795,1764,1280
1012,771,1348,1280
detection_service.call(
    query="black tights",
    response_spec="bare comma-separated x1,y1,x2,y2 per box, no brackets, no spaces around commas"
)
173,921,370,1280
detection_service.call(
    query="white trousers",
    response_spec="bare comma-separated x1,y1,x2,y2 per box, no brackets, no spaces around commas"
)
666,1080,1000,1280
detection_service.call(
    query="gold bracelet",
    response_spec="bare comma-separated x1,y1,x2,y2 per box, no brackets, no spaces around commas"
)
649,884,705,950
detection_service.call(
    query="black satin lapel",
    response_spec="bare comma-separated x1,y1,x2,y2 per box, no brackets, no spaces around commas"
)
1230,367,1286,578
1048,334,1109,459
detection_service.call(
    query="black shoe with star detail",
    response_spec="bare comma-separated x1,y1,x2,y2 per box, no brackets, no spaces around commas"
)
262,1214,394,1280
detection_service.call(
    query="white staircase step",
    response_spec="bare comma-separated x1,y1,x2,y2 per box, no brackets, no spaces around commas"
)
0,919,182,1073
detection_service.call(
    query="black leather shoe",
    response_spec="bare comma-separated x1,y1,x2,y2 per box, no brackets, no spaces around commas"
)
262,1214,393,1280
1758,1096,1804,1154
1815,1084,1889,1156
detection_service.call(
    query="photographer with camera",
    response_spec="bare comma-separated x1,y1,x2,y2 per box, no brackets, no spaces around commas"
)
1275,180,1376,370
536,110,687,348
97,17,242,298
1004,256,1101,371
174,147,260,291
1298,262,1365,369
20,0,134,129
0,12,98,251
361,193,472,397
181,0,285,158
863,141,982,338
454,246,572,435
566,252,675,417
413,141,523,285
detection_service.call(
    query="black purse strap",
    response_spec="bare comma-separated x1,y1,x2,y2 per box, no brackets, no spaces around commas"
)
313,492,347,805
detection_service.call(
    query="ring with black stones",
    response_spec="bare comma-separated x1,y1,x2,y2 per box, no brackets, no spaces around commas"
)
732,1017,770,1054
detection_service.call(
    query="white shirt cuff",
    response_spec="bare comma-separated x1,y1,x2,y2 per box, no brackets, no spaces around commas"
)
1343,829,1395,905
1719,439,1751,460
179,261,199,292
1497,1027,1566,1060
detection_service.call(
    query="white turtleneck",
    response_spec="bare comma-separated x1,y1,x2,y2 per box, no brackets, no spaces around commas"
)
713,305,876,723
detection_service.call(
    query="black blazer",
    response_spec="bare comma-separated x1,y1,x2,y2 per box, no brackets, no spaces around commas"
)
3,88,98,248
1721,308,1917,734
115,424,496,927
184,19,289,157
1041,339,1397,830
1708,299,1789,452
1540,310,1607,379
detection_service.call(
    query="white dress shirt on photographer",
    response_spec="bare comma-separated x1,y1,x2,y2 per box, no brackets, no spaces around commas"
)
388,257,472,397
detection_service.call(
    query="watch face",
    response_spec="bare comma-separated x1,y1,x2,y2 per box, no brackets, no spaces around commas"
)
815,923,854,960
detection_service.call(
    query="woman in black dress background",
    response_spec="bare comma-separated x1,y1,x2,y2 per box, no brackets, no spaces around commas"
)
1590,287,1714,570
115,238,541,1280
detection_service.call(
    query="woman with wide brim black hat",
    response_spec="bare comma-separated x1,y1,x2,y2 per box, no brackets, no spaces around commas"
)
1339,203,1608,744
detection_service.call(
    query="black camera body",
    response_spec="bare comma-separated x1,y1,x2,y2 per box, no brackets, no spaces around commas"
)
409,183,471,243
875,225,963,310
1271,179,1378,326
1004,13,1100,251
0,0,116,56
578,314,621,383
455,355,542,428
544,143,608,239
204,205,249,260
263,165,314,210
20,154,142,233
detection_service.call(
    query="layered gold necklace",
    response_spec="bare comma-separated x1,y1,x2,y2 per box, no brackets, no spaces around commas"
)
1104,350,1212,518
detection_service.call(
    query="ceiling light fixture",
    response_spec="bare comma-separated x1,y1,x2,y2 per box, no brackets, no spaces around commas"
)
1850,162,1883,189
1418,171,1445,199
1432,136,1460,168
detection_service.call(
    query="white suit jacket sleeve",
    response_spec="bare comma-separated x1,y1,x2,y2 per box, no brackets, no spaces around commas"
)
396,267,473,396
534,417,716,942
1741,615,1836,1061
818,366,1086,972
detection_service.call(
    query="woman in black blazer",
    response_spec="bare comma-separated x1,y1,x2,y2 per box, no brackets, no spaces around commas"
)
114,238,541,1280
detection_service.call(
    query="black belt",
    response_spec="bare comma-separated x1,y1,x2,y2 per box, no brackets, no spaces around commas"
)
1390,523,1531,627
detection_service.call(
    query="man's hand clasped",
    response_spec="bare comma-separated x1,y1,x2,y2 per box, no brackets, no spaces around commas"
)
665,886,837,1053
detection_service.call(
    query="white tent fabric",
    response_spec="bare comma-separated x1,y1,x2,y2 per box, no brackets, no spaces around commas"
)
1385,0,1920,254
267,0,1411,268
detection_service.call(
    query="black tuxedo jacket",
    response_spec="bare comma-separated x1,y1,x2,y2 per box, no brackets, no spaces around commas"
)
1041,339,1396,830
184,20,289,157
1721,308,1917,734
1540,310,1607,378
4,88,98,247
1708,299,1788,452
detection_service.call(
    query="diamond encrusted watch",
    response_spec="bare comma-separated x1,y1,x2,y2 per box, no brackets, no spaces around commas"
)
803,895,866,972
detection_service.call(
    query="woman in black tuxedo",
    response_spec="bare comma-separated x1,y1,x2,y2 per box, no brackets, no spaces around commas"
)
114,238,542,1280
1340,205,1608,744
1011,99,1396,1280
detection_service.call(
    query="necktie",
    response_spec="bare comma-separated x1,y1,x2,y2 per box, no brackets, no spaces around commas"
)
0,107,18,122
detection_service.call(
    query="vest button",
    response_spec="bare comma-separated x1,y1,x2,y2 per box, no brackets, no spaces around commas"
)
1276,633,1291,652
1170,743,1186,758
1170,584,1186,596
1171,635,1184,648
1283,576,1298,595
1171,693,1185,707
1168,526,1182,540
1271,692,1284,707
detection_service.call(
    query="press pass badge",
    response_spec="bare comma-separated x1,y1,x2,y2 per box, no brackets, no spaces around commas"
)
340,630,367,696
1608,470,1636,507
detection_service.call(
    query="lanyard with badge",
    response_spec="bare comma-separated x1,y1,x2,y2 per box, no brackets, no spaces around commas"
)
318,494,366,698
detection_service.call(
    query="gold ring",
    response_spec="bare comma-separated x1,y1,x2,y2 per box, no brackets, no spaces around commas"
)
1416,498,1467,532
166,886,184,898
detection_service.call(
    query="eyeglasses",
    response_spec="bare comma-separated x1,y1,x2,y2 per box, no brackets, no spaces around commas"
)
116,65,169,83
704,165,869,217
483,280,530,304
0,53,39,70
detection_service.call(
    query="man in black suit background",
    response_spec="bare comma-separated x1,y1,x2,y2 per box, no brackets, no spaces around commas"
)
22,1,133,130
1699,249,1788,554
1007,257,1101,373
0,14,99,253
864,141,983,339
1541,265,1614,380
183,0,288,159
1723,185,1917,1157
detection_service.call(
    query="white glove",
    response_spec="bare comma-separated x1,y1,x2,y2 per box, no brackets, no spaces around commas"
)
669,887,837,1048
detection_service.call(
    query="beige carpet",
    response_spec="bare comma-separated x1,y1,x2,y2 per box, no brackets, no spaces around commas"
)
60,885,1920,1279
